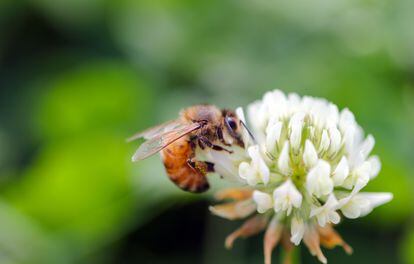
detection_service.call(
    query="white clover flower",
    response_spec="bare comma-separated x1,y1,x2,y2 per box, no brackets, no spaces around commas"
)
290,216,305,245
207,89,392,264
239,145,270,185
253,190,273,213
310,194,340,227
273,179,302,216
306,160,333,198
338,192,393,219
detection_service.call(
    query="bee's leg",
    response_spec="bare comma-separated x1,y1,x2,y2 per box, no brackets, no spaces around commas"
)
189,138,201,152
198,136,233,154
187,159,197,169
217,127,231,146
187,136,216,173
204,161,215,172
197,138,206,150
187,158,215,174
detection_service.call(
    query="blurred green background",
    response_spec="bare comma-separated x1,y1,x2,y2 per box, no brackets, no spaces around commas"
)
0,0,413,263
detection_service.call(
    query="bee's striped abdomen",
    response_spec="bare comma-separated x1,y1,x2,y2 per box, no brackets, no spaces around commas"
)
161,136,209,193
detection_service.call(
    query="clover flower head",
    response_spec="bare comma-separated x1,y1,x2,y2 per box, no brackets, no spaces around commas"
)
206,89,392,263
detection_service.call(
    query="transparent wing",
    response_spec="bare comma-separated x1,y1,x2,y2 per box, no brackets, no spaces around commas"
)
131,122,201,161
126,120,181,142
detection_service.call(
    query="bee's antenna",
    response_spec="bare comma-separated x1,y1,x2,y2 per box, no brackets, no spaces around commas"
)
240,120,256,143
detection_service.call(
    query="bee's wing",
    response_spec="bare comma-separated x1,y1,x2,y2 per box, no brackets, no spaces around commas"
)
127,120,181,142
131,122,201,162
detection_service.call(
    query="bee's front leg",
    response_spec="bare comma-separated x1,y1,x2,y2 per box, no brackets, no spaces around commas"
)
187,158,215,174
198,136,233,154
216,127,231,146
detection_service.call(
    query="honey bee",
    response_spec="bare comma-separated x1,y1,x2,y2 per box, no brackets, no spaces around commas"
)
128,104,252,193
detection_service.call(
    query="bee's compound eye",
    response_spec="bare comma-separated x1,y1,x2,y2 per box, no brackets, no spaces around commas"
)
226,117,238,130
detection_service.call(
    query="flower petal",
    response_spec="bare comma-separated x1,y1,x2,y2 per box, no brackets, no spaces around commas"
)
290,216,305,245
214,188,253,201
225,215,269,249
249,145,270,184
253,190,273,213
339,108,355,134
319,129,330,153
289,112,305,152
317,225,353,254
209,199,256,220
332,156,349,186
265,121,283,153
278,141,291,175
303,140,318,168
238,162,257,185
339,192,393,219
357,192,393,217
303,226,327,264
273,179,302,215
310,194,340,227
306,160,333,198
264,216,283,264
367,155,381,179
362,192,393,208
360,134,375,160
328,127,342,155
